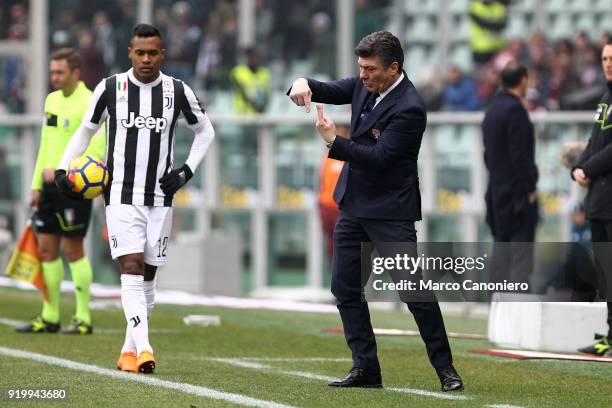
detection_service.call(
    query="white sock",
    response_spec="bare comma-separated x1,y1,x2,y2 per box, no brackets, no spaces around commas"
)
143,278,156,320
121,322,136,354
120,274,152,356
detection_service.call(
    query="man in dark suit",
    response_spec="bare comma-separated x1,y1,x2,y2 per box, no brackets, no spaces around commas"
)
482,62,538,286
288,31,463,392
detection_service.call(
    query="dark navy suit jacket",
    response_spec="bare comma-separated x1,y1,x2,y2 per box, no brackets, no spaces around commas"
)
482,89,538,238
307,73,425,220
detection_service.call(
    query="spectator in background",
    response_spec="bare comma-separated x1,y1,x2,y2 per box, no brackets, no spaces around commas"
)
8,3,27,38
164,1,201,83
492,38,527,71
0,148,12,201
475,64,500,107
50,9,78,49
469,0,507,65
230,47,270,114
354,0,382,45
195,12,223,92
442,66,480,111
417,68,443,111
0,5,7,40
273,0,311,72
310,11,335,79
218,5,238,87
3,22,27,112
77,29,105,90
93,11,116,75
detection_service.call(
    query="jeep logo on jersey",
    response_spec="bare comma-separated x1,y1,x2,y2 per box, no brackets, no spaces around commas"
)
121,112,167,133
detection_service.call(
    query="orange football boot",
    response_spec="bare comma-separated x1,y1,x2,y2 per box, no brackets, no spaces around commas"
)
137,350,156,374
117,352,138,372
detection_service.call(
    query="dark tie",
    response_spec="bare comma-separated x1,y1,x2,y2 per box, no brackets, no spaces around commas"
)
358,92,379,127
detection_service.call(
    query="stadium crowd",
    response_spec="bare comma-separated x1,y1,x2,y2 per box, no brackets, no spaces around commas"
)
435,31,612,112
0,0,610,114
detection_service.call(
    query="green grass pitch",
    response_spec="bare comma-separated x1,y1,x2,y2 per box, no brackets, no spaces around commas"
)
0,287,610,407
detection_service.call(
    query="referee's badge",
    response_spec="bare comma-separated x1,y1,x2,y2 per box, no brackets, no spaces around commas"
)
63,118,70,129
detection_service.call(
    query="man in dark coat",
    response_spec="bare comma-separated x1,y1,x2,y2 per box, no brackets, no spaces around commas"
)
482,62,538,286
288,31,463,392
572,39,612,357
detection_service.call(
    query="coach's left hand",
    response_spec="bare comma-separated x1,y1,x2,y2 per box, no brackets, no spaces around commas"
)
159,165,193,195
315,104,336,144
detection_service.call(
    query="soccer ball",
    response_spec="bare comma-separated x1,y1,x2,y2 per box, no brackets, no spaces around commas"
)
68,155,108,199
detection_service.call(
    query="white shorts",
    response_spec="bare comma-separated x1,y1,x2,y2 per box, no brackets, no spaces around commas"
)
105,204,173,266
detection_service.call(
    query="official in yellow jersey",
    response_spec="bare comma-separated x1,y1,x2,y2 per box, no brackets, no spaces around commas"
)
17,48,105,334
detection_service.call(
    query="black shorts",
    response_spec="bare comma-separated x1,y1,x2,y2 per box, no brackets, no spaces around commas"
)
34,183,92,237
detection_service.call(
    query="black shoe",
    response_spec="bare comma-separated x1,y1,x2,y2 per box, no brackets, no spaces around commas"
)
59,318,93,334
436,365,464,392
15,316,60,333
328,367,383,388
577,333,610,356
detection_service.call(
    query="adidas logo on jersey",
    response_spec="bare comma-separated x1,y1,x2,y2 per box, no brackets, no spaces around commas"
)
121,112,167,133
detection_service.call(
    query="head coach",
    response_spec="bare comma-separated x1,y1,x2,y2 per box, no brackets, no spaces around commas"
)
288,31,463,392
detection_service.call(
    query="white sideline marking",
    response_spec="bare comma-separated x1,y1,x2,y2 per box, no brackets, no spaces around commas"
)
0,318,176,334
210,358,470,401
0,347,294,408
487,405,527,408
0,317,23,327
205,357,352,363
386,386,470,401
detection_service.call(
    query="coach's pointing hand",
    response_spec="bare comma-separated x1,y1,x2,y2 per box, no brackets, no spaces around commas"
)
289,78,313,113
315,104,337,144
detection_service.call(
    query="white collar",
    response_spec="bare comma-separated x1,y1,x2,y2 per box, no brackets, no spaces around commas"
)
128,68,163,87
375,72,404,107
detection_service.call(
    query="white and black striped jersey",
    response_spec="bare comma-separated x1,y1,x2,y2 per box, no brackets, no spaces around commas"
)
79,68,213,206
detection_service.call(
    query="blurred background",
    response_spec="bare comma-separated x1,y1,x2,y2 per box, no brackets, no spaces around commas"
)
0,0,609,300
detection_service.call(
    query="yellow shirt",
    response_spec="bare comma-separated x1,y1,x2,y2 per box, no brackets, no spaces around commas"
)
31,81,106,190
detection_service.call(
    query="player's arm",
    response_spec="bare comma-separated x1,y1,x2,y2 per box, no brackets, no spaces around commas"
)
55,80,108,197
159,83,215,195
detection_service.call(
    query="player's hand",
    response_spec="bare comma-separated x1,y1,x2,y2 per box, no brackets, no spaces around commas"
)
159,165,193,196
29,190,41,209
315,104,336,143
289,78,313,113
54,169,81,200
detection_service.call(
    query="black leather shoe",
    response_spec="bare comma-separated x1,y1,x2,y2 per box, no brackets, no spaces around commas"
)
328,367,382,388
436,365,464,392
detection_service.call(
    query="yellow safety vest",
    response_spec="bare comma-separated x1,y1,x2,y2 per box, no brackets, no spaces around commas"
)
469,1,506,54
230,65,271,115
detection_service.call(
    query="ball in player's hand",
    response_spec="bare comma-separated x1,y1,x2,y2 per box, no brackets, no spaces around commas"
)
68,155,109,199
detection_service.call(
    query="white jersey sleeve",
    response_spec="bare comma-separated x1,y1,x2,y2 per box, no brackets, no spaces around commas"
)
181,83,215,172
83,80,108,130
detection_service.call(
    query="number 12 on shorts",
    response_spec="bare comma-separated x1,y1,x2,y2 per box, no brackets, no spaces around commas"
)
156,236,168,258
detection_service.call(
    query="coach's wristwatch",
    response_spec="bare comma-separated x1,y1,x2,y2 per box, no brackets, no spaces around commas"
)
326,136,336,149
